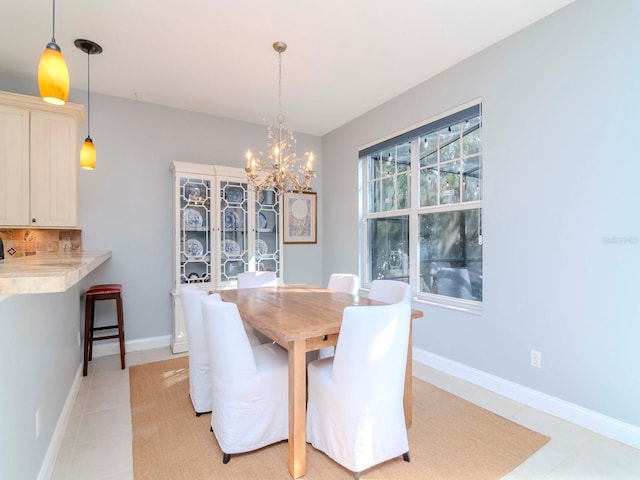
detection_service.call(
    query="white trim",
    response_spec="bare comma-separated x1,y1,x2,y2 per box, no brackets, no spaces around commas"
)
37,363,83,480
0,90,85,118
414,295,483,315
170,160,215,176
91,334,171,358
413,347,640,450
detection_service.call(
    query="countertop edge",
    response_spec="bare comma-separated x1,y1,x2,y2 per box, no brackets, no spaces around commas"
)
0,251,112,295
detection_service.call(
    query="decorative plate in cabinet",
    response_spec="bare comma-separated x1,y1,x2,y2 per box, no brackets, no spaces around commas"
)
185,239,204,257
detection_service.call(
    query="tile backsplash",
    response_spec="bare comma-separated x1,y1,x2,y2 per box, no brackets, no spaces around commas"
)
0,229,82,258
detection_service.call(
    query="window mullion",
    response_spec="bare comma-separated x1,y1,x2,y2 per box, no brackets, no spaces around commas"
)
409,138,420,292
459,128,464,204
436,130,441,206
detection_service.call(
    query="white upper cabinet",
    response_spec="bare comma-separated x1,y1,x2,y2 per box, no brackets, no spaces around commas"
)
30,111,79,227
0,91,84,228
0,104,29,225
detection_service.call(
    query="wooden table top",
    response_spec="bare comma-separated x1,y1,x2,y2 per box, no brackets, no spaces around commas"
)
219,284,423,345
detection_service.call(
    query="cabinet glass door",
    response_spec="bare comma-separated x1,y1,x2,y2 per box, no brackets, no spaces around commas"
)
179,177,211,284
255,189,280,276
220,180,249,282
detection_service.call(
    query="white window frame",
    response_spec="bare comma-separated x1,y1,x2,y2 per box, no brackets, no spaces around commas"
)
359,100,483,314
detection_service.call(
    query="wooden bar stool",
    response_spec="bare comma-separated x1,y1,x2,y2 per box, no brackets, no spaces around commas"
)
83,283,125,376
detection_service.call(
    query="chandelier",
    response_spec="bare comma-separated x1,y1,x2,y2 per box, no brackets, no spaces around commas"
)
245,42,315,194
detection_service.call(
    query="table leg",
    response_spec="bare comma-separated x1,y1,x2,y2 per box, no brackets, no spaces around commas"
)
404,320,413,428
288,338,307,478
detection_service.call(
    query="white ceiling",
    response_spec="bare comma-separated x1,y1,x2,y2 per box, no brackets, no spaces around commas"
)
1,0,574,136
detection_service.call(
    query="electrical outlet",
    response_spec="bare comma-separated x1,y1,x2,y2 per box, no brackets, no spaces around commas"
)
35,408,41,438
530,350,542,368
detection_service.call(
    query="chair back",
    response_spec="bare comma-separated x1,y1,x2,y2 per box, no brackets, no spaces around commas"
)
237,271,277,289
201,296,258,385
327,273,360,295
332,302,411,398
181,287,220,413
369,279,411,304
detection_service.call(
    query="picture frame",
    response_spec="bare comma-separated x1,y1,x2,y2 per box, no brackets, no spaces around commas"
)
283,191,317,244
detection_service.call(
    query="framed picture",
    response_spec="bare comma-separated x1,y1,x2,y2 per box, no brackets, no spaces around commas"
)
283,191,317,244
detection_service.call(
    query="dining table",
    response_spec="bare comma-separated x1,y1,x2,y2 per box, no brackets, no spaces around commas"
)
219,283,424,479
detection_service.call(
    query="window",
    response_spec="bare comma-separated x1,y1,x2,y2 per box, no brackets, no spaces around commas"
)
360,102,482,311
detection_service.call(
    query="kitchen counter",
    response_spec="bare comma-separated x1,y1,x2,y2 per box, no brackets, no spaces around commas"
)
0,251,111,295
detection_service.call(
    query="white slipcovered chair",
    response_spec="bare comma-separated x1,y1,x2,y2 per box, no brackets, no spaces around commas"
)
306,302,412,479
368,279,411,304
327,273,360,295
318,273,361,359
236,271,278,344
236,271,278,288
180,286,217,415
201,296,289,463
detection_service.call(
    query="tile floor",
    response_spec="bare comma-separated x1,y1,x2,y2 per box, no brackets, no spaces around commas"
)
51,347,640,480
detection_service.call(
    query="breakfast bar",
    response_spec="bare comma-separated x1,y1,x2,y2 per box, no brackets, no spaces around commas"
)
0,251,112,296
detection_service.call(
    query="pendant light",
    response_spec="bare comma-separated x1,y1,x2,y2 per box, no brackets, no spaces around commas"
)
75,39,102,170
38,0,69,105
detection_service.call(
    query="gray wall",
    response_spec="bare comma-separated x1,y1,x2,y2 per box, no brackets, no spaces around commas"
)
322,0,640,427
0,282,86,480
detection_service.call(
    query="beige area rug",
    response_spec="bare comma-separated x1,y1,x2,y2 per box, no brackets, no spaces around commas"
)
130,356,549,480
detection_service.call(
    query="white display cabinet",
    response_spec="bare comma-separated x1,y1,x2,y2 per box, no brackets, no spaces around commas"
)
170,161,282,352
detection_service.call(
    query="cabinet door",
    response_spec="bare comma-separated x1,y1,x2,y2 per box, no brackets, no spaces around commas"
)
219,179,249,284
178,176,212,285
0,105,29,226
254,189,281,277
29,111,78,227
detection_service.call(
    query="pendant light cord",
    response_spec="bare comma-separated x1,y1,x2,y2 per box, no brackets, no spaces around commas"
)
51,0,57,42
86,51,91,137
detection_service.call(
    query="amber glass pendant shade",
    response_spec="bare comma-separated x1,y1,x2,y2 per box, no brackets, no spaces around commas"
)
75,39,102,171
38,42,69,105
80,137,96,170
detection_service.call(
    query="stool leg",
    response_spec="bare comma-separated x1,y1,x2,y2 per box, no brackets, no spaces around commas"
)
116,294,125,370
83,296,93,376
88,299,95,362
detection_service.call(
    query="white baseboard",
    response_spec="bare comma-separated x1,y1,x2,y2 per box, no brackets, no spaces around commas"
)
413,347,640,450
38,363,83,480
91,334,172,358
